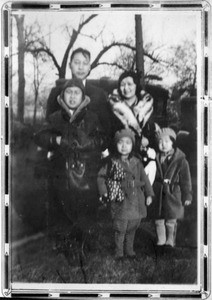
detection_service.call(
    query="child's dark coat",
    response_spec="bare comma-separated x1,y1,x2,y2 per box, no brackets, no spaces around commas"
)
150,148,192,220
34,98,107,227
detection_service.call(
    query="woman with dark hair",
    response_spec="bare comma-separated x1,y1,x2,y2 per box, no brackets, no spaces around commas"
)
109,71,159,184
109,71,159,146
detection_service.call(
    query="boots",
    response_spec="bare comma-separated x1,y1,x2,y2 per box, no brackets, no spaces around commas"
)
165,219,177,247
155,219,166,246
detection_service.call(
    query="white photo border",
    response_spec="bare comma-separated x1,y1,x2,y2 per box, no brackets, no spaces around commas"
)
1,0,211,298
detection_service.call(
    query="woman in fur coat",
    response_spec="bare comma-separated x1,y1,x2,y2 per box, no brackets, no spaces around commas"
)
34,78,107,231
109,71,159,183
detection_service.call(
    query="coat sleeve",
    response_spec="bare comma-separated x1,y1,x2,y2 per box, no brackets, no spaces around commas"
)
34,114,62,150
97,163,109,196
34,127,61,151
179,158,193,203
76,112,109,152
139,162,155,197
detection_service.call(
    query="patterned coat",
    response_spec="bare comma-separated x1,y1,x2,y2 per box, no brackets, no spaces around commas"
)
97,156,154,220
150,148,192,219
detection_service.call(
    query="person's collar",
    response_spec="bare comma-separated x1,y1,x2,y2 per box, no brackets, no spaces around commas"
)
160,148,175,162
57,95,90,121
69,109,74,116
125,95,138,108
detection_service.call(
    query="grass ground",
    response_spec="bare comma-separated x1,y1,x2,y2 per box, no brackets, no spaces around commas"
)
11,214,197,284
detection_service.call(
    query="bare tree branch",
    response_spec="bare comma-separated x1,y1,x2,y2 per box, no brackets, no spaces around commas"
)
59,14,98,78
79,24,106,42
91,41,169,70
26,47,60,72
94,61,127,71
78,14,98,30
144,51,169,65
64,25,73,39
91,42,135,69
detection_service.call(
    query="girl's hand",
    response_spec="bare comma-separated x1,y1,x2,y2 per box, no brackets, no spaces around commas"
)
146,196,152,206
99,193,108,203
56,136,62,145
184,200,192,206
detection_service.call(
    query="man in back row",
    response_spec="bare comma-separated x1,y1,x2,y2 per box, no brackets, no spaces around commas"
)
46,47,113,138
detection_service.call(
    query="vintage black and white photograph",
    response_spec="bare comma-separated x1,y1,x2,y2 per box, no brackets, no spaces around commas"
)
9,6,202,291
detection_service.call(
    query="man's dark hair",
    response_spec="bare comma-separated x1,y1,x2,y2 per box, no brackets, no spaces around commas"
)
70,48,91,63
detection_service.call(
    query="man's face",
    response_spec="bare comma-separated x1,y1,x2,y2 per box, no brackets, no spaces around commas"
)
64,86,83,110
69,52,90,81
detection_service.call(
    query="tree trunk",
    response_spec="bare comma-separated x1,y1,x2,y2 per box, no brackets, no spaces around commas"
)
135,15,145,89
33,90,38,126
14,15,25,123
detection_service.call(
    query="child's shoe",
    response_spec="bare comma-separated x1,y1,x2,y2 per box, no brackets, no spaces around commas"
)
126,249,136,259
115,255,124,262
126,254,137,261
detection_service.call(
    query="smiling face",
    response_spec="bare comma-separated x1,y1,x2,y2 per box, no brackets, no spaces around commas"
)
63,86,83,110
119,76,137,100
69,52,91,81
158,135,173,154
117,136,133,158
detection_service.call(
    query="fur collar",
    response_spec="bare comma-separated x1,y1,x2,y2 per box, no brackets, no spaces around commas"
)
57,95,90,124
109,94,153,135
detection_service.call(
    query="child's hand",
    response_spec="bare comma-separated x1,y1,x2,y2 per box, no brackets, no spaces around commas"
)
140,136,149,150
56,136,62,145
108,90,120,103
146,196,152,206
184,200,192,206
99,193,108,203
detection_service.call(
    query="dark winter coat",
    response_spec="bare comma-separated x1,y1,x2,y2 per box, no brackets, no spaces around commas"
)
46,79,113,138
97,156,154,220
34,97,107,192
150,148,192,219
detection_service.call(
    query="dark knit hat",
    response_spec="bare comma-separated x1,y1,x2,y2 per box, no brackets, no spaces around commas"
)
156,127,177,141
61,78,85,100
114,128,135,145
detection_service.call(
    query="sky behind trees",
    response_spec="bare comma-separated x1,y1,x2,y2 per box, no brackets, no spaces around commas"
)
12,10,200,82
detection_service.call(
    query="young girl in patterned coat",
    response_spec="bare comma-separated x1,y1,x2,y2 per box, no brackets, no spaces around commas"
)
97,129,154,259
